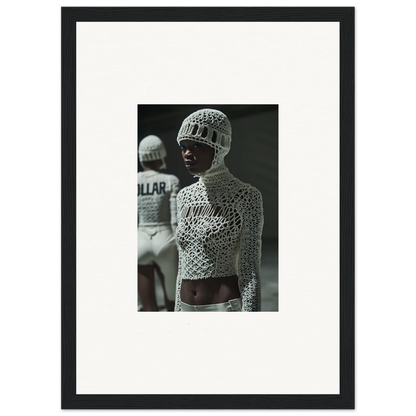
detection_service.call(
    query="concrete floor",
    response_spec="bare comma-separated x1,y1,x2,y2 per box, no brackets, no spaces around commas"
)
139,238,278,312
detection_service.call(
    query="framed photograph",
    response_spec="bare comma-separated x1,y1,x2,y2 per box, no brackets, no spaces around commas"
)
62,7,354,409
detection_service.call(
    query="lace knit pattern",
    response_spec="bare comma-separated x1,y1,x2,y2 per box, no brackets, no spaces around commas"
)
174,169,264,312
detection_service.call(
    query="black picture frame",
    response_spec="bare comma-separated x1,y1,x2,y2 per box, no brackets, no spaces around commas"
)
62,7,354,409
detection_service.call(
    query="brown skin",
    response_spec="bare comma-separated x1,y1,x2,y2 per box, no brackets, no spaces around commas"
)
154,263,175,311
179,140,216,175
137,159,174,312
178,140,241,306
138,265,159,311
137,264,176,311
180,276,240,306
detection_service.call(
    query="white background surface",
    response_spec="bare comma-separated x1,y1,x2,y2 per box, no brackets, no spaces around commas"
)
76,21,339,394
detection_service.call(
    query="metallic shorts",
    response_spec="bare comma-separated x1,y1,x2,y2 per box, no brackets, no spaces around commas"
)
180,297,242,312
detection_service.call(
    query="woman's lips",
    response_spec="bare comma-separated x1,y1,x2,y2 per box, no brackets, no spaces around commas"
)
185,161,195,169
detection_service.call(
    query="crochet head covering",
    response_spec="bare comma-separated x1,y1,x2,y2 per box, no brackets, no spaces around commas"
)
138,135,167,169
177,108,231,176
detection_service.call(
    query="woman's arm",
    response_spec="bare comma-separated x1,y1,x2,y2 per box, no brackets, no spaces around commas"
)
174,190,183,312
237,186,264,311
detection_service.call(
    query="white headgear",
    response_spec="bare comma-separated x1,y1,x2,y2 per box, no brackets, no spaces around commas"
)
177,109,232,174
138,135,167,169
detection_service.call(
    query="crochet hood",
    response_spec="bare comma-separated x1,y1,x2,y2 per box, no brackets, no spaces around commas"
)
177,108,231,179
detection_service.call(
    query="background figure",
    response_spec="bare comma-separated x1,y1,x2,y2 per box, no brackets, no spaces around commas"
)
137,135,180,311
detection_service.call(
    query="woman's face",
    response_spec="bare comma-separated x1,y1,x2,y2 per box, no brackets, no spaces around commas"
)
179,140,215,175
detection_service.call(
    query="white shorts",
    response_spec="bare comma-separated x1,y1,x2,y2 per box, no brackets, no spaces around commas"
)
180,298,242,312
138,225,178,300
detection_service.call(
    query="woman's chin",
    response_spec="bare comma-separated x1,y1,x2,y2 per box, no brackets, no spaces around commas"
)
186,166,199,175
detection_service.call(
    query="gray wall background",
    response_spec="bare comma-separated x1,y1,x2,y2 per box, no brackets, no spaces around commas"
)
138,105,278,240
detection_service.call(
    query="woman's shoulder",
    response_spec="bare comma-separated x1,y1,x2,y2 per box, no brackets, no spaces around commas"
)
138,171,180,187
230,178,262,202
233,182,263,223
147,172,180,188
157,172,179,181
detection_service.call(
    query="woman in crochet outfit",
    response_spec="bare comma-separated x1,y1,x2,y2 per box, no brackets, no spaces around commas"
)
174,109,264,312
138,135,180,311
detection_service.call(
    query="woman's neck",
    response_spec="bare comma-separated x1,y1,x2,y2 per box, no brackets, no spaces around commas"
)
198,162,232,185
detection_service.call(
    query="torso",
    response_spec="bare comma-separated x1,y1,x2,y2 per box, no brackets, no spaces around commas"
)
180,275,240,305
176,173,255,306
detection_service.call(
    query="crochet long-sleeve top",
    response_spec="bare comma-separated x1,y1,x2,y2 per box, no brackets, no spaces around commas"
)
174,168,264,311
137,170,180,231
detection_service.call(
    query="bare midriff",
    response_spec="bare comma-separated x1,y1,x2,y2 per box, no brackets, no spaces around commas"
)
180,275,240,305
